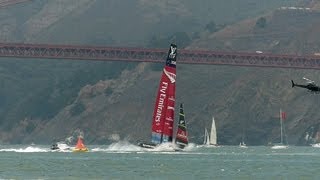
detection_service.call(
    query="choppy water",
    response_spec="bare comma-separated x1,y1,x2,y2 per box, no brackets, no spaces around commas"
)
1,142,320,179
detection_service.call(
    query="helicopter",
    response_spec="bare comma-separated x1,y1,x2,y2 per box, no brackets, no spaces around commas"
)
291,77,320,93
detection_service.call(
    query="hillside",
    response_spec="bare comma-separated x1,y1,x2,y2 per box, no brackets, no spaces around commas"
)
0,0,312,145
189,6,320,145
24,0,299,46
29,6,320,146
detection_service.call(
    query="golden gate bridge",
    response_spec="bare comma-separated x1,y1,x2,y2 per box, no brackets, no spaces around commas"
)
0,42,320,69
0,0,319,69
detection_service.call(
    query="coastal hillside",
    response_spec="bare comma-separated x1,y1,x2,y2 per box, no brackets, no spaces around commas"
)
189,5,320,145
0,0,314,145
28,2,320,146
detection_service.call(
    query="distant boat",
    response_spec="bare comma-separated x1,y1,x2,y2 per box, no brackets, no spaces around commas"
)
271,109,288,149
50,143,59,150
137,44,177,149
201,116,218,147
239,141,247,148
73,136,89,152
175,103,188,149
239,123,248,148
50,142,71,151
312,143,320,148
203,128,210,145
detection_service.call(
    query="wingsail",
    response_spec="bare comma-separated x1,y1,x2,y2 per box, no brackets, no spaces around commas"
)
175,103,188,149
151,44,177,144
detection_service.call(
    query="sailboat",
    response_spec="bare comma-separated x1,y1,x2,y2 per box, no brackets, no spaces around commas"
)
271,109,288,149
239,123,248,148
175,103,188,149
73,136,89,152
138,44,177,149
239,141,247,148
201,116,218,147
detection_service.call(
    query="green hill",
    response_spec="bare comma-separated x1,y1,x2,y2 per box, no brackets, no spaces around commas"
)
0,0,312,145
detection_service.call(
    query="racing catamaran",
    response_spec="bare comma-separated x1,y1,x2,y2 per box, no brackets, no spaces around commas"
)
138,44,177,149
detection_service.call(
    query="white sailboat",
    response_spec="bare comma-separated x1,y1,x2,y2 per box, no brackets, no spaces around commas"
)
203,128,210,145
271,109,288,149
200,116,218,147
239,141,247,148
239,133,248,148
239,121,248,148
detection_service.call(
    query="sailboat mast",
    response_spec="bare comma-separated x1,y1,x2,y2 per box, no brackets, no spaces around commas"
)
280,109,283,144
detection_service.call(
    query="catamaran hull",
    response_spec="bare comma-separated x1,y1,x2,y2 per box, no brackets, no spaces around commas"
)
138,142,183,151
271,145,288,149
196,144,220,148
137,142,157,149
175,142,187,149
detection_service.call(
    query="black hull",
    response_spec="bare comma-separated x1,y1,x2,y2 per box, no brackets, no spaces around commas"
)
176,144,186,150
138,142,183,151
137,142,157,149
50,143,59,150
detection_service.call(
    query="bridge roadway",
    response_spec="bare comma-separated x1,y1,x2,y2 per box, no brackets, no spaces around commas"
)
0,42,319,69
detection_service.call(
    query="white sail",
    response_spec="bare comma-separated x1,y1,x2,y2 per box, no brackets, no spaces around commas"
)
271,109,288,149
204,128,210,145
209,117,217,145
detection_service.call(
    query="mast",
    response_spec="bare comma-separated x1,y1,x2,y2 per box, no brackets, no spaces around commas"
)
280,109,283,144
151,44,177,144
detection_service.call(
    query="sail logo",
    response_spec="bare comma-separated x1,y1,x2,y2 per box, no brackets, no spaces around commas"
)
167,106,174,110
163,68,176,83
169,46,177,59
155,82,168,123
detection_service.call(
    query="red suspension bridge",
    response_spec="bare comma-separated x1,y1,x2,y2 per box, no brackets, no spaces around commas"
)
0,42,320,69
0,0,319,69
0,0,318,69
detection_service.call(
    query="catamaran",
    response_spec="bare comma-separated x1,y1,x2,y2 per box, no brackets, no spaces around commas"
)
201,116,218,147
175,103,188,149
239,141,248,148
138,44,177,149
271,109,288,149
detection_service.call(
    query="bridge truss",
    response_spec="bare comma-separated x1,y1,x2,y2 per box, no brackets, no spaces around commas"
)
0,43,319,69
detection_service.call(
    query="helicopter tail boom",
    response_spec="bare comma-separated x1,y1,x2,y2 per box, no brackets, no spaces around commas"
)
291,80,295,88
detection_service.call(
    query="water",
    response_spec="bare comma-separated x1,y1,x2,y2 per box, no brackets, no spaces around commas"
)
0,142,320,179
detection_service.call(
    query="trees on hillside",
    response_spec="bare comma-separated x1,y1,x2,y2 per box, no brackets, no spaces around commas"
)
205,21,217,33
148,31,191,49
255,17,267,28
